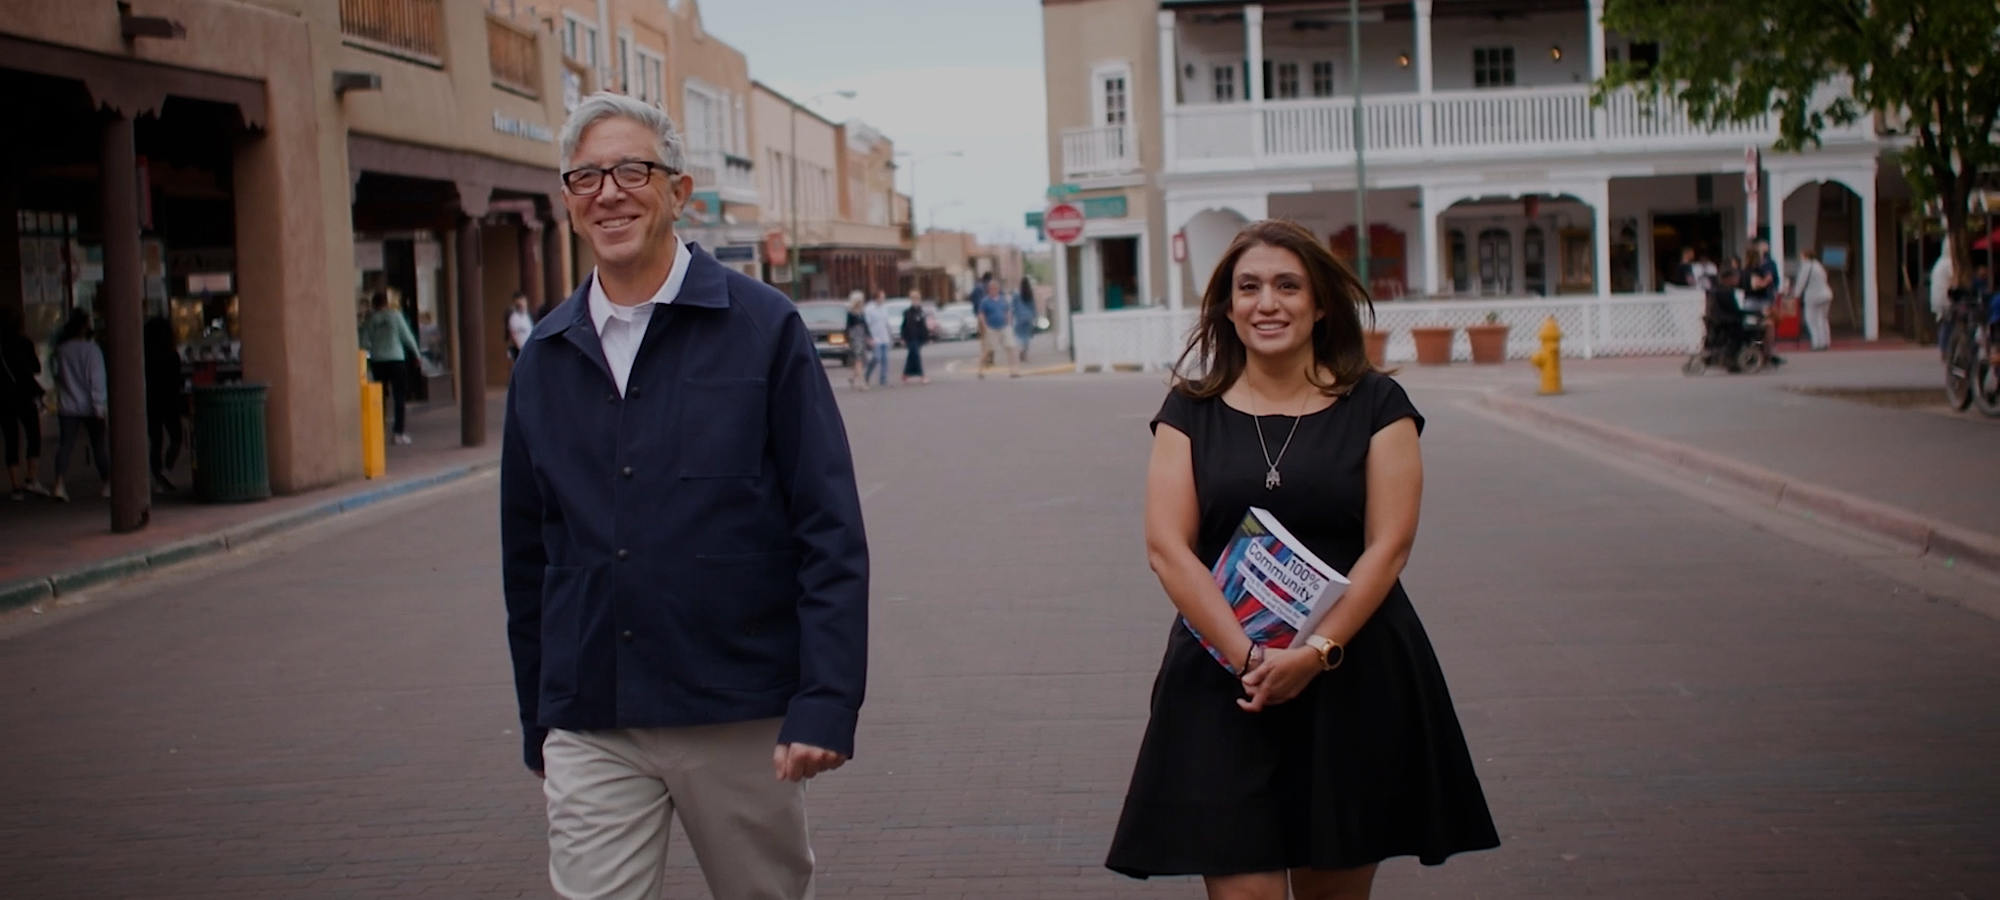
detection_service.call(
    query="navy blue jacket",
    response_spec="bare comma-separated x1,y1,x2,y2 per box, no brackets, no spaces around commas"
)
501,244,868,772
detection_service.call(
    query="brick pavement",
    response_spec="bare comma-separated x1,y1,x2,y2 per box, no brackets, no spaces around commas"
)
0,371,1994,898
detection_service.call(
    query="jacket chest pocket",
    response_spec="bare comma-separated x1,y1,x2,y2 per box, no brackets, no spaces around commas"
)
678,377,767,478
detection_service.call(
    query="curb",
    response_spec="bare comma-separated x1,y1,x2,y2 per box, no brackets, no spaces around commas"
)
1480,391,2000,575
0,459,499,614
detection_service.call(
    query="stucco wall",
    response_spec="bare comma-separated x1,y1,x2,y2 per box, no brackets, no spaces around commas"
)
7,0,362,490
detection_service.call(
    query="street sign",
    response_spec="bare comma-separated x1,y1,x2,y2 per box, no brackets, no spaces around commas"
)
1044,202,1085,244
1046,183,1080,198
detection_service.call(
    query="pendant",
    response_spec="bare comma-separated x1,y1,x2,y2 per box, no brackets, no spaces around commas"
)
1265,467,1281,490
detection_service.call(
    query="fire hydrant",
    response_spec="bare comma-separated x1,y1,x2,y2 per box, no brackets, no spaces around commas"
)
1529,315,1563,395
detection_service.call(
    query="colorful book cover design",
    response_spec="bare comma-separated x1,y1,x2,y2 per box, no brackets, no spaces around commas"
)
1183,507,1345,670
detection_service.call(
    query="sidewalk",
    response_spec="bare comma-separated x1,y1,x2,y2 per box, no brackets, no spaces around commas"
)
0,391,505,610
1417,347,2000,571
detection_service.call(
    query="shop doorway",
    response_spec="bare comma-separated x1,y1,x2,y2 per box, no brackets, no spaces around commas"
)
1099,236,1139,309
1651,212,1724,287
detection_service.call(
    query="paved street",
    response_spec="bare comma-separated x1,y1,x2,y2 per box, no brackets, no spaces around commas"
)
1,369,1996,898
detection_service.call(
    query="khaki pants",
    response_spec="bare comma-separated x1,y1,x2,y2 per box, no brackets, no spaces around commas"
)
543,719,814,900
980,327,1018,374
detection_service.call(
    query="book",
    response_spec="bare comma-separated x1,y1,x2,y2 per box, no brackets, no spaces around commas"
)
1183,506,1349,670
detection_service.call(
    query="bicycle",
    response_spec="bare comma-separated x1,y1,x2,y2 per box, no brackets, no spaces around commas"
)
1941,289,2000,415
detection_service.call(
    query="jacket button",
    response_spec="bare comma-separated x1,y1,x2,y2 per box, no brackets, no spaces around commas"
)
616,548,630,561
628,387,641,399
621,466,634,478
620,629,634,642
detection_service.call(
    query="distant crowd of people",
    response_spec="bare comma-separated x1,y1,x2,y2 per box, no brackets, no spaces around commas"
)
841,272,1040,390
1,307,188,502
1671,236,1833,353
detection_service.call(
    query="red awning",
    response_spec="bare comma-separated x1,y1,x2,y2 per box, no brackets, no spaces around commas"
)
1974,227,2000,251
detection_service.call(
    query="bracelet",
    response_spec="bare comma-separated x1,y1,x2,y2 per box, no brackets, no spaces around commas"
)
1240,642,1265,674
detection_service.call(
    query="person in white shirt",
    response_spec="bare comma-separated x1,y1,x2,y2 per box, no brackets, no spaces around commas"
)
1791,249,1836,351
1930,237,1955,357
506,293,534,363
862,290,893,387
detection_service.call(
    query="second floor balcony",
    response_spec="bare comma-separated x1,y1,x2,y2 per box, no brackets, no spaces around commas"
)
1153,0,1876,176
1062,124,1141,180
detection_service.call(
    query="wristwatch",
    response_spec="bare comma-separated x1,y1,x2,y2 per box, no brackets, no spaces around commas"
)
1304,634,1344,671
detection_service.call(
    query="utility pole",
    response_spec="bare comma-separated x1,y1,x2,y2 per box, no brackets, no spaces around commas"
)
1350,0,1369,290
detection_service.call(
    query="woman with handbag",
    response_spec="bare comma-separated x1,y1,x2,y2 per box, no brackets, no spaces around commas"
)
1794,249,1836,351
1106,220,1498,897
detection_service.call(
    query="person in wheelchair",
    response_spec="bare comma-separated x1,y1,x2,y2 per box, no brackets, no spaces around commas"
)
1694,266,1771,373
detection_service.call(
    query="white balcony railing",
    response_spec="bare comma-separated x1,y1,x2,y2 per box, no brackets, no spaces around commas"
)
1061,125,1140,179
1072,294,1706,373
1166,84,1871,172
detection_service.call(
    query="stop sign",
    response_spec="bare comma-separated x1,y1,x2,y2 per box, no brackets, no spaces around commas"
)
1045,202,1085,244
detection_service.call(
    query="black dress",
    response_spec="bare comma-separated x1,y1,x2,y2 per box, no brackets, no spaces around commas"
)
1106,372,1499,877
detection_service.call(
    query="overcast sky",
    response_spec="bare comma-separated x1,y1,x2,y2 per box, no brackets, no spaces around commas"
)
697,0,1048,246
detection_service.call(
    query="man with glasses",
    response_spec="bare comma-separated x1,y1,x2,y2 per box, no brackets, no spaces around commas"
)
501,92,869,900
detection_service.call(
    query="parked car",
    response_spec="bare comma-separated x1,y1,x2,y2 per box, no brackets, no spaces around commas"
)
794,299,856,366
933,304,978,341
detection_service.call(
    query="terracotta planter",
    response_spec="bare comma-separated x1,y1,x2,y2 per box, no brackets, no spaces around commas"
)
1466,323,1511,365
1410,326,1455,366
1363,330,1389,368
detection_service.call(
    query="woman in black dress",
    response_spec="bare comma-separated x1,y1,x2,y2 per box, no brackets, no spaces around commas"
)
1107,220,1497,898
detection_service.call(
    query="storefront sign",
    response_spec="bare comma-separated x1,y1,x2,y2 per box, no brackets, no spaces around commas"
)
1047,183,1080,198
714,244,757,262
493,111,554,143
1081,195,1127,219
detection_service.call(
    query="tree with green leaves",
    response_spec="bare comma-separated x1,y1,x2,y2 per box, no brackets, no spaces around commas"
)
1595,0,2000,283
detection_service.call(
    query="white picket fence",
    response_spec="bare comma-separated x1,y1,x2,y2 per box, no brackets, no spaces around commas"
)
1071,293,1706,372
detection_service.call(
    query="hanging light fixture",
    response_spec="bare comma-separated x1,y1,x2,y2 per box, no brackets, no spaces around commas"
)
1397,51,1411,68
1550,44,1563,61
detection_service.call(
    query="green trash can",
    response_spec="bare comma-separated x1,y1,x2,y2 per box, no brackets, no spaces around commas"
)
191,383,272,503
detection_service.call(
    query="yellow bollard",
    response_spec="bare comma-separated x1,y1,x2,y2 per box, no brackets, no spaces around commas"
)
1530,315,1564,395
358,350,387,478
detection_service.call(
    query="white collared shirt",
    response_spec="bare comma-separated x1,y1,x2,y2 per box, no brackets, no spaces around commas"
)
587,239,690,394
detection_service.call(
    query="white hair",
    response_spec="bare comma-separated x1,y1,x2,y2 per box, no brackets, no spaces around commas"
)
557,92,687,173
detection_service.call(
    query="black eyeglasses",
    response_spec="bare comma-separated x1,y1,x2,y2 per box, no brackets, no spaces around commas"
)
561,160,677,196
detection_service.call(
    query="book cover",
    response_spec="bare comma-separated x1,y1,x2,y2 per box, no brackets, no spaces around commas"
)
1183,506,1349,670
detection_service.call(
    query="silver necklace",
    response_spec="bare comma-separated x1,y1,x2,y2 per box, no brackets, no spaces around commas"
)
1251,391,1310,490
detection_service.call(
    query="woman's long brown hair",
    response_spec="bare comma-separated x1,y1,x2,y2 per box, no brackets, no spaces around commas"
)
1170,219,1378,398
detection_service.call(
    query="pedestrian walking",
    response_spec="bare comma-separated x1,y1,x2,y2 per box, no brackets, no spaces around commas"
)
144,316,185,493
864,290,893,387
503,92,870,900
844,294,870,391
1013,277,1036,363
1,308,48,500
506,292,535,363
900,290,930,383
977,280,1019,379
47,309,109,502
359,289,422,445
1106,219,1498,895
1792,249,1835,351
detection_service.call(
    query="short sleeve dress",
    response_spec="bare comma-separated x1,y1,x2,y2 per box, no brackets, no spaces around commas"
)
1106,371,1499,877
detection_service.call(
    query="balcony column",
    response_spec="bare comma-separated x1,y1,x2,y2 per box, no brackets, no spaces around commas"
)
1418,184,1441,297
517,218,544,312
1158,11,1178,168
1583,179,1612,298
100,111,150,532
1245,4,1266,159
541,212,569,318
1855,163,1881,339
1414,0,1434,148
1588,0,1608,138
454,180,491,447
